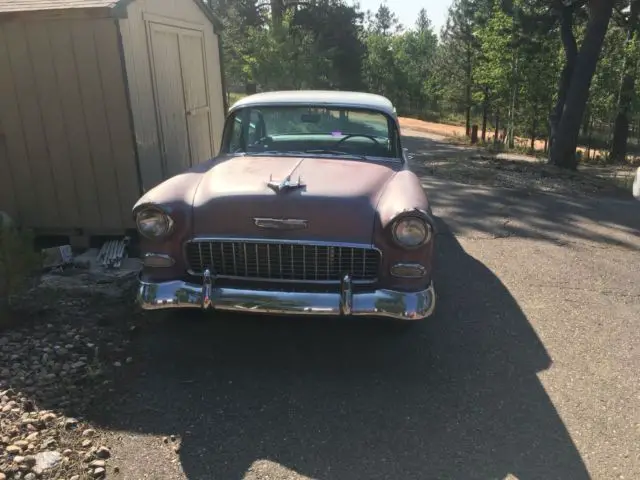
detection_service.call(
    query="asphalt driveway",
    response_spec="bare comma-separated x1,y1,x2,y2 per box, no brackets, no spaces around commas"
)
92,132,639,480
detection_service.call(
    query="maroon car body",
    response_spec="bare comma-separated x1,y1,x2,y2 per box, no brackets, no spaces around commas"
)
134,91,436,320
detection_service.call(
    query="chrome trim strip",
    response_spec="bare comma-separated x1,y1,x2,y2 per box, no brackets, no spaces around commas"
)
187,237,380,249
137,275,436,321
253,217,309,230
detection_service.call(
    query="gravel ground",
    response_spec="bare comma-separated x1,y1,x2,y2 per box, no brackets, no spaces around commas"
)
0,272,141,480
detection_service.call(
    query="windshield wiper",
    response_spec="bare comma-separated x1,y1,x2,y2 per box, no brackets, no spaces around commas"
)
304,149,367,159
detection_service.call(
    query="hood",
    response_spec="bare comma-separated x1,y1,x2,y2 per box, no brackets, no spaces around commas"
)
192,155,398,244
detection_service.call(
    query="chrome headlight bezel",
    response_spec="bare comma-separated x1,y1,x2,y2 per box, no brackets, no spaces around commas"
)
391,215,432,249
135,206,174,240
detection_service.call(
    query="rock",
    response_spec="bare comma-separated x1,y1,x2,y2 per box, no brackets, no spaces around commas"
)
95,446,111,459
40,412,57,422
113,361,122,367
14,440,28,448
89,460,105,468
13,455,26,464
22,456,36,468
63,449,73,456
25,432,39,441
7,444,22,454
24,474,36,480
92,467,106,478
41,438,57,449
64,417,79,430
0,473,6,480
82,428,96,437
33,451,62,475
70,476,80,480
82,439,92,448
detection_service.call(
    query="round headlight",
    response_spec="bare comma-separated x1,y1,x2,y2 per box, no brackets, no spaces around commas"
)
392,217,431,248
136,208,174,239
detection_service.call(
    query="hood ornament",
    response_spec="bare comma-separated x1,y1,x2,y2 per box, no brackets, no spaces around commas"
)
267,174,306,194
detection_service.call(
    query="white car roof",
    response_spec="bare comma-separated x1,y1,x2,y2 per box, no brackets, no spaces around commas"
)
229,90,397,118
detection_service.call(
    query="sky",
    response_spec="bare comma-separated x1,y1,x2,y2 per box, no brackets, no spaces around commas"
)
356,0,452,34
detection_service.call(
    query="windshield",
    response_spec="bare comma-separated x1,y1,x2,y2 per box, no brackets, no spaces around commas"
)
222,105,400,159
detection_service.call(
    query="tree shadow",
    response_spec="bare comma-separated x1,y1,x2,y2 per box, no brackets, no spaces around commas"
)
403,133,640,251
85,223,590,479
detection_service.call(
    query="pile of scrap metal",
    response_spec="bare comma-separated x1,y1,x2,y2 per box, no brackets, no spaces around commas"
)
42,237,131,271
97,237,131,269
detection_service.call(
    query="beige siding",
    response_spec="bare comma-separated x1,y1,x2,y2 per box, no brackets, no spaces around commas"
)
119,0,225,192
0,18,139,231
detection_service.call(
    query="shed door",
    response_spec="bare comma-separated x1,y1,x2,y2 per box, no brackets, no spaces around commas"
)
149,23,213,179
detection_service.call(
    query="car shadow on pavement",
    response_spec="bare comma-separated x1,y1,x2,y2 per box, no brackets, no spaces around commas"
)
87,219,591,480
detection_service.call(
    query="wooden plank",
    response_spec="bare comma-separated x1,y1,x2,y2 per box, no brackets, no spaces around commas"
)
48,20,102,229
94,19,139,227
179,30,212,165
119,7,165,192
71,20,122,229
3,21,59,228
148,23,189,178
25,21,80,229
0,130,18,220
205,30,225,154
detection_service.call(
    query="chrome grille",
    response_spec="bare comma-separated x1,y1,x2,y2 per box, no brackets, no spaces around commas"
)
185,240,380,283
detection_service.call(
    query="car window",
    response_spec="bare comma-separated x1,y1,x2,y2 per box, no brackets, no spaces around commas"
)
223,105,399,159
229,116,257,152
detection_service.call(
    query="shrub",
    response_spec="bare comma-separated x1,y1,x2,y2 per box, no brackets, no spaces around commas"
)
0,213,41,311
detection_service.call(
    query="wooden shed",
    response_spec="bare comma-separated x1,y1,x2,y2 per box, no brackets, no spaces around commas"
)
0,0,226,235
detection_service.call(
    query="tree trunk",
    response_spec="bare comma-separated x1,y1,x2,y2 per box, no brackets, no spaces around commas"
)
482,89,488,142
465,43,472,137
549,0,614,170
271,0,283,27
586,117,593,161
548,4,578,163
507,54,518,149
531,112,537,152
610,0,639,162
494,111,500,144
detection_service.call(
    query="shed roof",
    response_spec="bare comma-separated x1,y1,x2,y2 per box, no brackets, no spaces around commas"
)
0,0,116,13
0,0,223,29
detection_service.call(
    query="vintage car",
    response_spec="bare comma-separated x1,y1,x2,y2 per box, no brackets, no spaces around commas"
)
134,91,436,321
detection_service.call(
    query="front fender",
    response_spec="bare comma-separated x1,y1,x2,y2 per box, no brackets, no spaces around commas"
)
374,170,435,291
132,160,214,281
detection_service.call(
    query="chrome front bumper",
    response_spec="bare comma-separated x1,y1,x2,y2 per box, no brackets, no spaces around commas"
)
137,270,436,321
